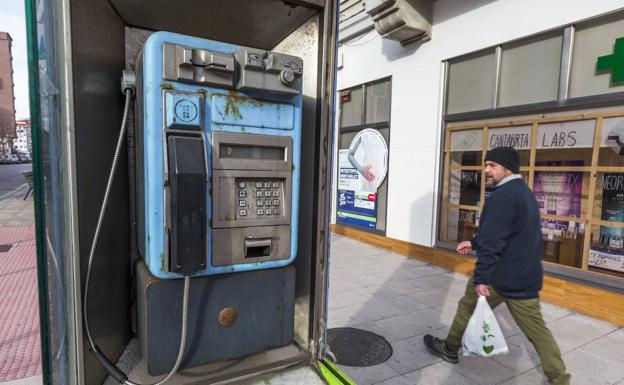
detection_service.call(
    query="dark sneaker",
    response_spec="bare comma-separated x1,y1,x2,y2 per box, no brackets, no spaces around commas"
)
423,334,459,364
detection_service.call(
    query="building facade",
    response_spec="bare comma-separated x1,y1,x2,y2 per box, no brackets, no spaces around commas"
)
14,119,31,155
333,0,624,324
0,32,16,157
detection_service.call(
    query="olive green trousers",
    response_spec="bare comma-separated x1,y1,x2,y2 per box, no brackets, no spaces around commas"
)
445,280,571,385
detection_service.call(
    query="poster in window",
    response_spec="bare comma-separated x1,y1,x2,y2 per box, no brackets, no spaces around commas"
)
337,129,388,229
532,161,583,235
459,170,480,206
590,173,624,273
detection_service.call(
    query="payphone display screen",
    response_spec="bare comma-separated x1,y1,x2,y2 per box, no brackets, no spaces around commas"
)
219,144,286,161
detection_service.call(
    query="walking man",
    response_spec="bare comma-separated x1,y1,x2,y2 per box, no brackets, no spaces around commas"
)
423,147,571,385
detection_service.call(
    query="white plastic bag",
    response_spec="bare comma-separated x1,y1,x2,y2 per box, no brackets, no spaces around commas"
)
461,296,509,357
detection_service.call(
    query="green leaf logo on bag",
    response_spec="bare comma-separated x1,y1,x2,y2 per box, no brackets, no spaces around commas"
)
481,321,496,355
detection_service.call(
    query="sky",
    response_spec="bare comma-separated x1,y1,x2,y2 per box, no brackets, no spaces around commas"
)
0,2,29,120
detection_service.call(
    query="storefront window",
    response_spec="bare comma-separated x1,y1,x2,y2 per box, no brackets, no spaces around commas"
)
498,33,563,107
599,116,624,166
569,15,624,98
445,11,624,116
365,80,391,124
589,225,624,278
449,129,483,166
339,86,364,127
440,112,624,278
337,78,391,233
446,51,496,114
590,172,624,277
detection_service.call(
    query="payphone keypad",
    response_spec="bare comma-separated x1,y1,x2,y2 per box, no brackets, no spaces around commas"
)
236,178,284,219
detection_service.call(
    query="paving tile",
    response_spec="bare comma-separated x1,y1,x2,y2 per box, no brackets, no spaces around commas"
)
373,375,416,385
564,348,624,385
348,272,399,288
506,333,538,355
492,305,523,338
348,322,406,343
328,288,372,310
404,325,452,354
400,258,428,268
383,294,430,315
384,339,441,374
403,265,451,278
0,376,43,385
328,298,411,327
367,279,428,296
412,307,455,328
447,354,517,385
406,289,457,308
499,368,549,385
539,302,574,323
372,311,438,340
546,314,618,354
403,362,477,385
337,363,399,385
576,329,624,367
508,313,618,356
491,344,541,374
413,273,466,290
328,279,362,294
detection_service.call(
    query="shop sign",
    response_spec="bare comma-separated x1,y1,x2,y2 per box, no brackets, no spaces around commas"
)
488,126,531,150
596,37,624,84
589,248,624,273
340,90,351,103
537,120,595,149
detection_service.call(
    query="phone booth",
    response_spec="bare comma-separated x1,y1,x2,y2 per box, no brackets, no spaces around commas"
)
25,1,343,384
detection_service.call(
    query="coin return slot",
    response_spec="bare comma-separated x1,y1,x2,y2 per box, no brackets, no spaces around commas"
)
245,238,272,258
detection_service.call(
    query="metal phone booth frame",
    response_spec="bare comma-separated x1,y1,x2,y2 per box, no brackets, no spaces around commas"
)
25,1,338,384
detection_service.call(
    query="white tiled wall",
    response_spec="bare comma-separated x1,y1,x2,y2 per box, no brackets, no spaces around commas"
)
333,0,624,246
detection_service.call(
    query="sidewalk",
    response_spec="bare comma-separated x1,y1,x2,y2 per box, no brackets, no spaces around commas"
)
1,192,622,385
0,185,33,227
0,192,40,385
328,234,624,385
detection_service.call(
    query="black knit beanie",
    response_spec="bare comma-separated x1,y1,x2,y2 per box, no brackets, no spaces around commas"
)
485,147,520,174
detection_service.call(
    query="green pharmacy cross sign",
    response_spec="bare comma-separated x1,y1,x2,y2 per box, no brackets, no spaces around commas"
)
597,37,624,84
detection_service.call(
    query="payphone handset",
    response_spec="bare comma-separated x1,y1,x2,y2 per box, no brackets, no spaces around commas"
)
136,32,303,279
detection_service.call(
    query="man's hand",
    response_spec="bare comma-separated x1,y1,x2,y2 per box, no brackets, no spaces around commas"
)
363,165,376,182
474,284,490,297
456,240,472,254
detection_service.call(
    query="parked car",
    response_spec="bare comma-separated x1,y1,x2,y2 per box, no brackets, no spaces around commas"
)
17,153,31,163
0,154,19,164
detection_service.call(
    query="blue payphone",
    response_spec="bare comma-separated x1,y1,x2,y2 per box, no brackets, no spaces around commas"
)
135,32,303,279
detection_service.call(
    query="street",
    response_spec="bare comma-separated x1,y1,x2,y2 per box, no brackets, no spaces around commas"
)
0,163,32,197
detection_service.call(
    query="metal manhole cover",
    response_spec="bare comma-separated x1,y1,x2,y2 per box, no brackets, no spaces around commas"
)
0,244,12,253
327,327,393,367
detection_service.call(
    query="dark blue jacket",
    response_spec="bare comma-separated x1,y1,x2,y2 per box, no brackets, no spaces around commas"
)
471,177,544,299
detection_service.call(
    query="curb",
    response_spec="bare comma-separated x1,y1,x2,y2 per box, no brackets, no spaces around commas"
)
0,184,29,210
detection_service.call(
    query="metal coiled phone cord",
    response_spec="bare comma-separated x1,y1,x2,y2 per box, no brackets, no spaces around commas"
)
83,87,190,385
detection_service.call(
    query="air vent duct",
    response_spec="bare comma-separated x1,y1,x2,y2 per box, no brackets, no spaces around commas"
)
365,0,432,46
